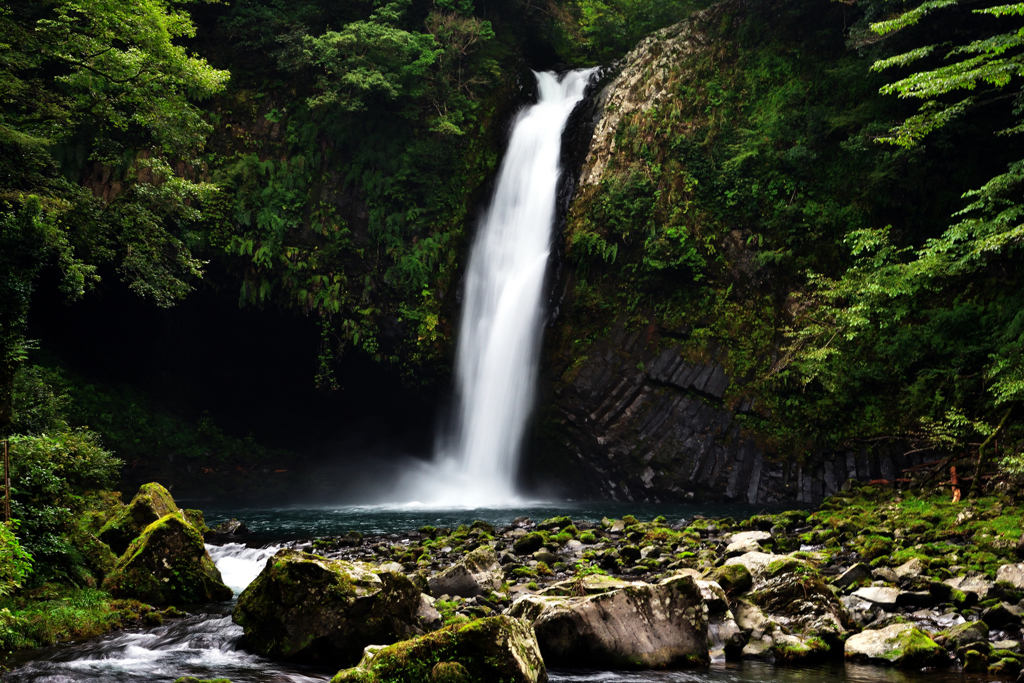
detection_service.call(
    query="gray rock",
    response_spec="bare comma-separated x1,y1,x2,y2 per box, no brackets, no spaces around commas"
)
639,545,661,559
871,567,899,583
841,594,882,628
428,546,503,598
833,563,870,589
945,574,994,600
992,639,1021,653
894,558,925,581
734,599,770,639
895,591,935,608
532,550,558,565
725,531,771,555
997,563,1024,590
741,635,774,660
852,586,901,611
416,594,442,631
506,574,709,668
844,623,945,667
695,579,729,614
708,613,744,661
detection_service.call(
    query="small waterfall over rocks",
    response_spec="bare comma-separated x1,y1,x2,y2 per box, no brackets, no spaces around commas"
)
399,68,597,507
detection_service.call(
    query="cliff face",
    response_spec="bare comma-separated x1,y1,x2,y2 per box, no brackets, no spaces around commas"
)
542,323,932,504
532,0,936,504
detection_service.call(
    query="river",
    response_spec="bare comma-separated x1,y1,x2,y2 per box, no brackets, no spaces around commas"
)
0,504,986,683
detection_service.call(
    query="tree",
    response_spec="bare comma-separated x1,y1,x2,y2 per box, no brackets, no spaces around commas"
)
780,0,1023,471
0,0,229,429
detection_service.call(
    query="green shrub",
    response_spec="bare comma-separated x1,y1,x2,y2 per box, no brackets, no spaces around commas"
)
0,523,32,598
8,429,121,585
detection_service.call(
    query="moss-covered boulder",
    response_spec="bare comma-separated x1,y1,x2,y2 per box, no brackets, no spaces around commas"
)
427,546,502,598
232,549,421,665
102,513,232,605
513,532,545,555
750,562,851,649
330,616,547,683
707,563,752,595
536,516,572,531
845,623,947,668
506,574,709,669
946,620,989,649
98,483,180,556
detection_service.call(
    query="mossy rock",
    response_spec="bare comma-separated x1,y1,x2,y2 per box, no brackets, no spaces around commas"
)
233,549,421,665
430,661,471,682
98,482,180,556
183,509,210,535
102,512,232,606
990,657,1023,675
707,563,752,594
329,616,546,683
845,623,947,668
513,532,545,555
764,556,814,579
963,649,989,673
469,520,495,535
536,516,572,531
946,620,989,648
173,678,233,683
68,519,118,584
751,569,850,644
772,634,830,663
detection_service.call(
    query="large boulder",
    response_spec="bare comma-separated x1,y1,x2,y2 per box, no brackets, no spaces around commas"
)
845,623,946,668
98,483,180,556
749,560,851,648
330,616,547,683
427,546,502,598
102,513,232,605
506,574,709,669
233,549,421,664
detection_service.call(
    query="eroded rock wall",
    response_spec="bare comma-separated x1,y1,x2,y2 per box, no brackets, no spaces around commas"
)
541,325,931,504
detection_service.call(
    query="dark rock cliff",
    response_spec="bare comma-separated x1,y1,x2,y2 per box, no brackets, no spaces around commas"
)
539,324,932,504
531,0,933,505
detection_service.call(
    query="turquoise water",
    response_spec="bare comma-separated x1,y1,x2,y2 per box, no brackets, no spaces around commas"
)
197,501,798,540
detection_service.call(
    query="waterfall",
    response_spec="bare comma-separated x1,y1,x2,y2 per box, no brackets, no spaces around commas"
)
401,68,596,507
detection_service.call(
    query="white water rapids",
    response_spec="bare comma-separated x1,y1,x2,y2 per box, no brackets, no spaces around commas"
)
397,68,597,507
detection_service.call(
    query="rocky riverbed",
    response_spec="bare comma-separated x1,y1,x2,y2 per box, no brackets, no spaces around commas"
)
213,481,1024,682
6,480,1024,683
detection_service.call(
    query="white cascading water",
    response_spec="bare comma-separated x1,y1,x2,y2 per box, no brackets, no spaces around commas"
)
399,69,596,507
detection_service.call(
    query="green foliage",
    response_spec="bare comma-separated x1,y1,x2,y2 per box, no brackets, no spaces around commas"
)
211,0,508,384
0,0,229,425
0,585,160,653
0,523,32,599
772,0,1024,462
8,429,121,585
553,0,711,64
869,1,1024,147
